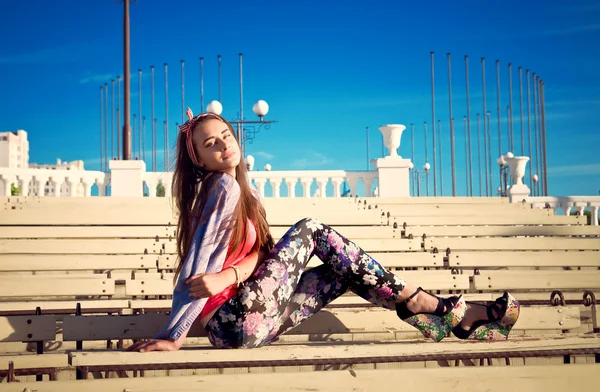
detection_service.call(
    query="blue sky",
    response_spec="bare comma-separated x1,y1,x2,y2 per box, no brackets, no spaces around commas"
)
1,0,599,197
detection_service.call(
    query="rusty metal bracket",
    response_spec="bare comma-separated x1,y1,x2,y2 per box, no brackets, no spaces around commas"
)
550,291,566,307
583,290,599,333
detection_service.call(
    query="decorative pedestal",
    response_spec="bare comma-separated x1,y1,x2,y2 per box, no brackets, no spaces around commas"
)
374,124,410,197
373,156,412,197
109,160,146,197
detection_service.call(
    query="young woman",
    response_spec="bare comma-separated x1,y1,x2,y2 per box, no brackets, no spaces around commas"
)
127,110,519,352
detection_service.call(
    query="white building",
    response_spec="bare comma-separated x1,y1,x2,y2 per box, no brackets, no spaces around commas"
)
27,159,86,196
0,130,29,168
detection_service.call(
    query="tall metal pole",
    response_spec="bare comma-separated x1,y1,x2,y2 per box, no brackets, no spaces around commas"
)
122,0,132,160
482,58,489,196
476,113,482,196
447,53,456,196
163,120,167,170
518,66,525,156
239,53,245,156
541,80,548,196
111,79,115,162
200,57,204,113
430,52,437,196
496,60,502,193
465,55,473,196
104,83,109,165
424,122,429,196
410,123,415,196
366,127,370,171
138,69,143,161
181,60,185,124
437,120,444,196
164,63,169,171
117,76,121,159
133,114,137,159
218,55,222,103
463,116,468,195
508,63,514,153
142,116,146,162
526,70,532,189
533,73,540,196
100,86,104,172
486,111,492,196
151,66,156,172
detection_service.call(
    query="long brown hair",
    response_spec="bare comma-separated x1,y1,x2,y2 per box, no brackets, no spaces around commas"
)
172,115,274,280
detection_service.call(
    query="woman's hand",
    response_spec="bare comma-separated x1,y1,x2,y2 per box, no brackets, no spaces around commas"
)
186,271,233,298
126,338,182,352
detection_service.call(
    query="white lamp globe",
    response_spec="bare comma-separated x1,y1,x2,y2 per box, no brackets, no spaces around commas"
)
245,155,255,171
206,100,223,116
264,164,272,171
497,156,506,166
423,162,431,171
533,174,539,182
252,100,269,118
504,152,514,159
497,186,502,193
408,161,414,169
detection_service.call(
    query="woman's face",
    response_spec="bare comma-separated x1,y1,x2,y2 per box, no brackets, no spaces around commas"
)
192,118,241,176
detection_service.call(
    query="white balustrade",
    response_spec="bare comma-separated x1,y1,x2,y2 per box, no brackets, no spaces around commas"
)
0,167,107,197
529,196,600,226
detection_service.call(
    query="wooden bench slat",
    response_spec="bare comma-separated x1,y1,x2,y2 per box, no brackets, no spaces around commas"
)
448,251,600,268
0,226,175,239
69,335,600,366
406,225,600,238
0,239,170,255
473,271,600,290
0,277,115,297
0,300,129,315
7,365,594,392
399,215,585,226
427,237,600,251
56,305,585,341
0,316,57,342
0,353,68,370
0,254,158,272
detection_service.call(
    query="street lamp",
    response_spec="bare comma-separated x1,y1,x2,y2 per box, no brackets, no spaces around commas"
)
497,153,510,197
264,164,272,171
245,155,255,171
424,162,431,196
206,99,276,157
532,174,539,196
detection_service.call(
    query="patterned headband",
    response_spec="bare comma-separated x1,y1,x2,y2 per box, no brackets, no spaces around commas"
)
178,107,223,167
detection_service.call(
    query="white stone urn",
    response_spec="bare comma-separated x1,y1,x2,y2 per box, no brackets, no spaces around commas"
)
506,156,530,186
506,156,530,203
378,124,406,158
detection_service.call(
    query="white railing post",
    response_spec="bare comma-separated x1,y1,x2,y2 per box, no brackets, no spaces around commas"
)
300,178,313,198
332,177,344,198
18,175,31,197
284,178,297,198
270,178,282,198
253,177,266,198
316,177,328,198
591,206,599,226
109,160,146,197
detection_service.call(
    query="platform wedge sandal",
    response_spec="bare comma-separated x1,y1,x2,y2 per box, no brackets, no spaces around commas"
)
452,292,520,341
395,287,467,342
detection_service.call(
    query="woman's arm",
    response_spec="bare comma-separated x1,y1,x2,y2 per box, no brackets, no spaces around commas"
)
187,250,266,298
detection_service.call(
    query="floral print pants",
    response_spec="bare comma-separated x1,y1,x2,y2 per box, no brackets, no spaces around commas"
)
205,218,407,348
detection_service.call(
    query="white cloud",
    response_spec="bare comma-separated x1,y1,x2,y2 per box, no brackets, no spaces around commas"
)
80,73,116,85
253,151,275,160
547,163,600,177
290,152,332,169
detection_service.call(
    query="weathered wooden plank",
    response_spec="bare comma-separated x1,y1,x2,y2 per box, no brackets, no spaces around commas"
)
0,239,170,255
0,353,68,370
4,365,596,392
405,225,600,238
0,300,129,315
426,237,600,251
448,251,600,268
0,254,158,272
0,277,115,297
0,316,57,342
473,271,600,290
69,335,600,366
0,225,175,239
398,215,585,226
60,306,580,342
